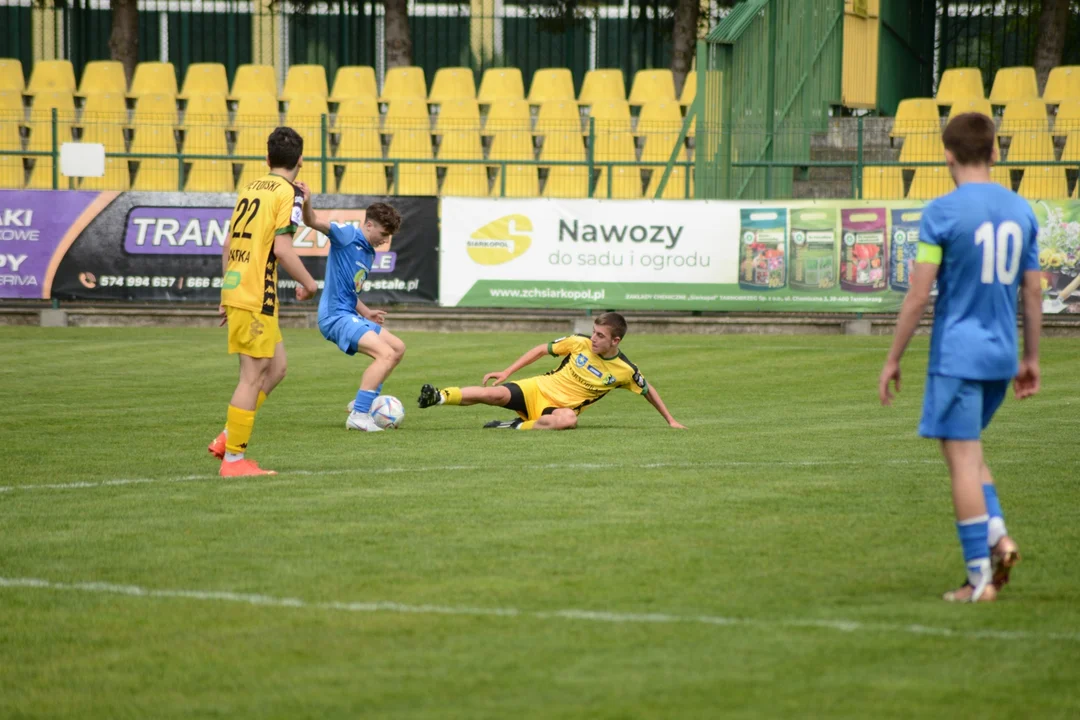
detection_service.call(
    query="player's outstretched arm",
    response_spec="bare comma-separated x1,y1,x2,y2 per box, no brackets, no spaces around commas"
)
273,233,319,300
643,385,686,429
296,181,331,237
880,260,939,406
482,343,548,386
1015,269,1042,400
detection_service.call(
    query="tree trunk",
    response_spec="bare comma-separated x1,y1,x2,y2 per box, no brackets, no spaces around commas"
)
109,0,139,86
384,0,413,69
1034,0,1069,94
670,0,700,98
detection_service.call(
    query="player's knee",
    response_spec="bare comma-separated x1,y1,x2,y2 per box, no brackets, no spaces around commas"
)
553,408,577,429
391,341,405,365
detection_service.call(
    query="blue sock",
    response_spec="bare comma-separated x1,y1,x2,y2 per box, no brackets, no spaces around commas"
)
982,484,1004,521
956,515,990,565
353,389,379,415
375,383,384,395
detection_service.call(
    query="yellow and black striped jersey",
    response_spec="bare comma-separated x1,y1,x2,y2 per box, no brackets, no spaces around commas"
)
533,334,649,413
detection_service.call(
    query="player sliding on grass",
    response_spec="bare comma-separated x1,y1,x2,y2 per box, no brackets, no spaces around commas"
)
879,112,1041,603
418,312,685,431
297,185,405,432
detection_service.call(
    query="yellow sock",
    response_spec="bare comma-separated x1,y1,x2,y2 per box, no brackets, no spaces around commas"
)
518,420,536,430
256,390,268,411
225,405,256,456
441,387,463,405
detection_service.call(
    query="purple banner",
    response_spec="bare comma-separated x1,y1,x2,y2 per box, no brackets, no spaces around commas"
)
0,191,100,299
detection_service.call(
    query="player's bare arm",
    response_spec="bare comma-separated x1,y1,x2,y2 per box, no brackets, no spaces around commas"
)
1016,269,1042,400
296,181,331,237
356,299,386,325
483,343,548,386
880,260,939,406
644,385,686,429
273,233,319,301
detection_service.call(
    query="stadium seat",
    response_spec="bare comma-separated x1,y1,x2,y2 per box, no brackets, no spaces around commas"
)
646,165,693,199
183,126,228,155
1043,66,1080,104
437,130,483,160
129,62,177,98
0,124,24,188
946,97,993,123
636,101,683,136
483,99,531,133
230,64,277,100
595,166,642,198
628,69,676,105
890,98,940,137
335,96,380,129
434,98,481,133
337,163,386,194
1062,130,1080,162
337,126,383,160
330,66,378,102
588,100,632,133
295,161,329,191
442,163,489,196
539,132,585,162
78,60,126,96
593,131,636,163
429,67,476,103
392,162,438,195
25,157,60,189
181,93,229,129
0,89,20,116
990,66,1038,105
80,123,127,154
26,91,75,149
130,93,178,128
282,64,329,101
998,99,1049,135
388,130,433,159
185,159,234,192
284,95,329,126
534,100,580,135
907,166,954,199
1006,131,1055,163
477,68,525,104
542,165,589,197
0,58,25,93
491,164,540,197
935,67,984,105
488,132,534,161
80,157,130,191
130,126,177,155
236,161,268,188
861,166,904,199
679,71,696,106
1053,98,1080,135
133,158,182,191
27,60,76,95
578,69,626,104
898,133,946,167
991,165,1014,191
384,99,430,132
180,63,228,98
80,91,127,122
380,66,427,102
233,93,279,129
1018,166,1068,198
528,68,576,105
640,132,686,163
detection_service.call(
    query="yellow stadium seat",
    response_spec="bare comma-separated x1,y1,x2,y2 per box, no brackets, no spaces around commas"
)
488,132,534,161
936,67,984,105
640,132,686,163
861,166,904,199
437,130,483,160
337,126,383,160
230,64,277,100
236,161,268,188
339,163,387,194
80,157,130,191
991,165,1013,191
890,98,940,137
182,93,228,129
429,67,476,103
79,92,127,130
593,131,636,162
491,164,540,197
180,63,228,99
388,130,433,159
595,166,642,199
542,165,589,198
133,158,181,191
330,66,378,102
295,161,328,191
183,126,228,155
0,88,21,114
0,121,22,179
635,101,683,136
899,133,945,166
0,58,25,93
233,93,279,129
588,100,632,133
284,95,329,126
528,68,575,105
282,64,328,101
629,69,676,106
335,96,380,129
78,60,126,96
646,165,693,199
679,71,696,106
907,166,954,199
130,93,178,128
535,100,580,134
0,159,23,188
80,123,127,154
484,99,531,133
26,91,75,149
380,66,427,102
25,157,61,189
234,127,269,158
1018,166,1068,199
185,159,233,192
384,99,430,132
393,162,438,195
434,98,481,132
946,97,993,124
539,132,585,162
1007,131,1055,163
131,126,177,155
579,69,626,105
999,99,1048,135
442,164,489,197
1053,99,1080,135
1043,66,1080,105
478,68,525,104
990,66,1038,105
1062,130,1080,162
27,60,76,95
129,62,177,98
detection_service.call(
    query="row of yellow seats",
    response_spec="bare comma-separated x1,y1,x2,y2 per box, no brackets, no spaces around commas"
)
863,165,1077,200
896,131,1080,165
892,96,1080,138
937,66,1080,106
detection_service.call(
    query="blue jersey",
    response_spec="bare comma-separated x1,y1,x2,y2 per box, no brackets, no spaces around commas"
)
921,183,1040,381
318,222,375,322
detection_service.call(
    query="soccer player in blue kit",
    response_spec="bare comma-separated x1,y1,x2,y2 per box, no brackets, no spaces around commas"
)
879,113,1042,603
297,182,405,432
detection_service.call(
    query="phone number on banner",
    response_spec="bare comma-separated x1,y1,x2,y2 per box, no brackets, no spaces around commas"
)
97,276,222,289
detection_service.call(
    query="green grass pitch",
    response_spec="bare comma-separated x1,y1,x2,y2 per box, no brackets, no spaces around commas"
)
1,326,1078,718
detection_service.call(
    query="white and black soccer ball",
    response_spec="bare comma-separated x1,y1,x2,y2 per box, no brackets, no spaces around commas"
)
370,395,405,429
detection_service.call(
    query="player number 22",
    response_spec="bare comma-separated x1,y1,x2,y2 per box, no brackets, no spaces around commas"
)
974,220,1022,285
231,198,261,240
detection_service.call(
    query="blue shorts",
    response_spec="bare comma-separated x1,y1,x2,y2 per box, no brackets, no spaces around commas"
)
319,313,381,355
919,374,1010,441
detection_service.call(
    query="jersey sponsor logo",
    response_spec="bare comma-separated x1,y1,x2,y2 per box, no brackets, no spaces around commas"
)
574,353,588,368
586,364,603,378
603,374,617,386
632,372,646,389
353,267,369,293
229,248,251,264
222,271,241,289
468,214,532,265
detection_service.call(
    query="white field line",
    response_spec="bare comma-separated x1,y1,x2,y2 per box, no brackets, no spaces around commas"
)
0,576,1076,644
0,459,953,494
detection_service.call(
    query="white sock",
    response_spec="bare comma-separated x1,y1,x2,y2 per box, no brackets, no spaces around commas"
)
988,517,1008,548
224,452,244,463
966,557,992,592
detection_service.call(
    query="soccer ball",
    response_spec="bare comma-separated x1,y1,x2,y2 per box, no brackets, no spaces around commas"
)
370,395,405,429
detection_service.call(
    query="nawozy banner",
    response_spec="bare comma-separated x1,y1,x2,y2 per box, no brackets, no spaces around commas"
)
0,190,439,304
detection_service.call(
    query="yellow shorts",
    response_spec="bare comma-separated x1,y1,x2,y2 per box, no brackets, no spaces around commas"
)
226,306,282,358
504,377,564,422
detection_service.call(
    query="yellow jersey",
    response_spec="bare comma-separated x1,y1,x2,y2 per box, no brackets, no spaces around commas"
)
220,172,303,316
534,334,649,412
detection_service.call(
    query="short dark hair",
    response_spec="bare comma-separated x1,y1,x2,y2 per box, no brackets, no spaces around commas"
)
366,202,402,235
595,312,627,340
942,113,996,166
267,127,303,170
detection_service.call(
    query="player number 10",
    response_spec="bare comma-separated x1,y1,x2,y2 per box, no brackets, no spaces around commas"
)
974,221,1022,285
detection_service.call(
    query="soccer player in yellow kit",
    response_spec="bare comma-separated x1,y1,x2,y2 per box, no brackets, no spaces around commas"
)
208,127,320,477
418,312,685,430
